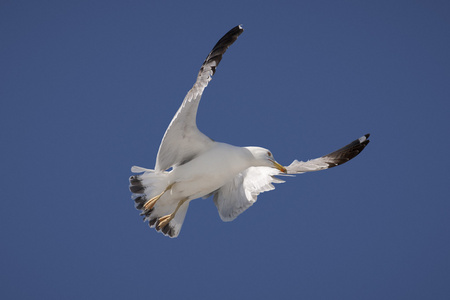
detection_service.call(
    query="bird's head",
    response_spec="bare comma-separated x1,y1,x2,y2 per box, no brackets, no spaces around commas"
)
245,146,287,173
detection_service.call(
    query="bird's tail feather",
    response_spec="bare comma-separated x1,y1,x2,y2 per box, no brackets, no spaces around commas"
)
129,166,189,238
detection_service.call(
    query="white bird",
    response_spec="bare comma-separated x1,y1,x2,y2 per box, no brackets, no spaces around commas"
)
129,25,370,238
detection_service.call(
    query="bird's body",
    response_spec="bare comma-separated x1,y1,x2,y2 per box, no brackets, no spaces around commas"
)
168,143,254,200
129,25,370,238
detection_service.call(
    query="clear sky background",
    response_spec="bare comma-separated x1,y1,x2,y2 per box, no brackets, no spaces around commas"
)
2,1,450,299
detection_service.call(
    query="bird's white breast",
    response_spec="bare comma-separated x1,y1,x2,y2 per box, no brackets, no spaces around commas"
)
168,142,252,200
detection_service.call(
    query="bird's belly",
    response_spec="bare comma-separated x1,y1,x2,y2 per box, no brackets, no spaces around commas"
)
168,146,249,200
170,173,229,200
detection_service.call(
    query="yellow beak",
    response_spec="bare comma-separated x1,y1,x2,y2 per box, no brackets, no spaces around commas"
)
272,160,287,173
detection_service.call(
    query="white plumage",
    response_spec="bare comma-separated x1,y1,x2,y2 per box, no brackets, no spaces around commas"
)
129,25,370,238
213,166,285,222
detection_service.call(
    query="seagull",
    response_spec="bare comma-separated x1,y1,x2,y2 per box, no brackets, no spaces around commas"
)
129,25,370,238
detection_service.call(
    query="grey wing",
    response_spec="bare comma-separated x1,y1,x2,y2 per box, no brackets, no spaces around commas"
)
213,167,285,222
155,25,244,172
285,134,370,174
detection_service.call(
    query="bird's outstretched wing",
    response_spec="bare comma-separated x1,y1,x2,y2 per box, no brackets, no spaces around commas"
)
155,25,244,172
212,134,370,220
285,134,370,174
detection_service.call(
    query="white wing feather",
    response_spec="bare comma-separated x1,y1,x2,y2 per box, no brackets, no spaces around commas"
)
285,134,371,174
155,26,244,172
213,167,285,222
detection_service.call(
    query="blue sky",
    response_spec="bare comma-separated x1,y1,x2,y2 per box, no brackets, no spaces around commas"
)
2,1,450,299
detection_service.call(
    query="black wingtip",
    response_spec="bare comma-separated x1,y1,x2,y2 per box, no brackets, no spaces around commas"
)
362,133,370,143
213,25,244,51
362,133,371,147
231,24,244,34
200,25,244,75
322,133,371,168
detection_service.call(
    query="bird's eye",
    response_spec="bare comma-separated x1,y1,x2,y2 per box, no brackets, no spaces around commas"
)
267,152,272,157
